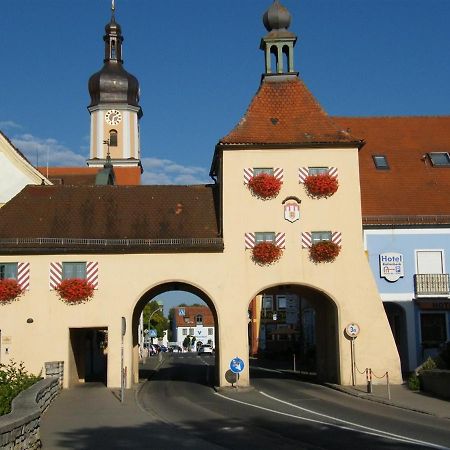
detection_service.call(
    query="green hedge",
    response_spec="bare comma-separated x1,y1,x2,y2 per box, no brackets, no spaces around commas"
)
0,361,41,415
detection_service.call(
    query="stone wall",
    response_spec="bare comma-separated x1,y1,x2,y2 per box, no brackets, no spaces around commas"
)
0,377,60,450
420,370,450,400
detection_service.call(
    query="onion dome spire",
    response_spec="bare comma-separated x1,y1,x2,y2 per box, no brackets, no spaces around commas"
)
88,3,142,115
260,0,298,78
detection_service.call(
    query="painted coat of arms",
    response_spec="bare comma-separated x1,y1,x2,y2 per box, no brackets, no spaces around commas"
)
283,198,301,223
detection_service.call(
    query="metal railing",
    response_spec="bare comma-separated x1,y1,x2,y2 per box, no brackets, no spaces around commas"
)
414,273,450,296
0,237,223,248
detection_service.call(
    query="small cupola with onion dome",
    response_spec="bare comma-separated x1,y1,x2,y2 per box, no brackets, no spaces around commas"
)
260,0,298,78
88,1,142,115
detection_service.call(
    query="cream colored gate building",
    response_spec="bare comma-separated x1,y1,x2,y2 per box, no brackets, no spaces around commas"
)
0,1,401,388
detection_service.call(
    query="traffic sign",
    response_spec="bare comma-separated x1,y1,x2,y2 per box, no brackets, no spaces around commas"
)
346,323,360,338
149,329,157,338
230,357,244,374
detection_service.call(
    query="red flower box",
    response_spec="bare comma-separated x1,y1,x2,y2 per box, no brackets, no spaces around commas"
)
252,242,283,265
55,278,95,304
248,173,282,200
310,241,341,263
304,173,338,198
0,279,24,304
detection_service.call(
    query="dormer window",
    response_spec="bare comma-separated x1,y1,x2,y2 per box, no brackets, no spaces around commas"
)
372,155,389,170
428,152,450,167
196,315,203,325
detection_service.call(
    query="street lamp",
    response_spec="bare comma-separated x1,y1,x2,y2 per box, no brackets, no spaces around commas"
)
147,300,163,345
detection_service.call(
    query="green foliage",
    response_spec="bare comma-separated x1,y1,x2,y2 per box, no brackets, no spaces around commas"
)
418,356,437,372
143,300,169,338
0,361,40,415
407,373,420,391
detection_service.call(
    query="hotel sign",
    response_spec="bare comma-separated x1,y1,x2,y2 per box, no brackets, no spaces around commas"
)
380,253,404,282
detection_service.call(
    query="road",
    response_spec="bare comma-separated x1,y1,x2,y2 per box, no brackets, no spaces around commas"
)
138,352,450,450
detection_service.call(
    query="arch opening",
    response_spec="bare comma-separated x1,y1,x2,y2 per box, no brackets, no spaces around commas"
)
131,282,219,386
248,284,340,383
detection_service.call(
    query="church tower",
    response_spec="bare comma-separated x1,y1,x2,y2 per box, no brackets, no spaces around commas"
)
87,2,143,174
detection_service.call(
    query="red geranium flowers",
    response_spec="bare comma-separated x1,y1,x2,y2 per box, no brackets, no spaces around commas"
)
55,278,95,304
252,242,283,265
304,173,338,198
0,279,24,304
309,241,341,263
248,173,282,200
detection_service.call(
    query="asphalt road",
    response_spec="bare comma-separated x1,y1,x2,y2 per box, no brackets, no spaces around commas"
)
138,353,450,450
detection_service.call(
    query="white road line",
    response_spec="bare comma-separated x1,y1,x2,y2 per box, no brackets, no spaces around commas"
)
215,392,447,449
260,391,449,449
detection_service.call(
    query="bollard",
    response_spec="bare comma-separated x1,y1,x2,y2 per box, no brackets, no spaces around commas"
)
367,368,373,394
293,353,296,372
386,371,391,400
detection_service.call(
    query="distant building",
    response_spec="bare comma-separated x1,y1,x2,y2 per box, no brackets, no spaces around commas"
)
172,306,215,350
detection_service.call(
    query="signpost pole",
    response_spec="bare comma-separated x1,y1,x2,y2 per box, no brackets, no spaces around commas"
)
120,317,126,403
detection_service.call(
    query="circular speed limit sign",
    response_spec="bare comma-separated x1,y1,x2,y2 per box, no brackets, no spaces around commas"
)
346,323,360,338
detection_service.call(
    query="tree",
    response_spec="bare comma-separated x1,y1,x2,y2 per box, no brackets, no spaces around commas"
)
143,300,169,339
183,335,191,351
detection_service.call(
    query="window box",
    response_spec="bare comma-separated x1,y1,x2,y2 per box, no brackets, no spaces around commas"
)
252,241,283,266
304,172,339,198
309,241,341,263
0,279,24,304
55,278,95,304
248,173,282,200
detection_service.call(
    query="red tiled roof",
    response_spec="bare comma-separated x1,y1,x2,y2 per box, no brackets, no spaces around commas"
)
0,185,221,251
220,78,360,147
334,116,450,223
173,306,214,327
37,166,141,186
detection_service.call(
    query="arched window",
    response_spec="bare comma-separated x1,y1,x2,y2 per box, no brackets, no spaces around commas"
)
109,130,118,147
196,314,203,325
111,40,116,59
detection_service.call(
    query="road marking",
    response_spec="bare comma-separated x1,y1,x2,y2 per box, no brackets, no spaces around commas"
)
259,391,448,449
215,392,447,449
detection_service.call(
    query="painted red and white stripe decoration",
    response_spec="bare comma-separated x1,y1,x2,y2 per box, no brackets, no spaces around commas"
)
49,262,99,290
301,232,342,248
49,262,63,290
86,262,99,289
298,167,338,183
17,262,30,290
275,232,286,248
244,168,284,184
301,232,312,248
244,233,285,249
331,231,342,245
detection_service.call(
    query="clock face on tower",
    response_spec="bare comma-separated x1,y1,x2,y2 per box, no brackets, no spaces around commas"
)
105,110,122,125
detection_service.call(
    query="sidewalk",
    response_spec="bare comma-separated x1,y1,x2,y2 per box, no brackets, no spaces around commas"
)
327,383,450,419
250,357,450,419
40,355,216,450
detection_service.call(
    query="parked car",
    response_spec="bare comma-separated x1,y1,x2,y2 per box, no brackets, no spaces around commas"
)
159,345,168,352
198,344,213,354
168,345,183,353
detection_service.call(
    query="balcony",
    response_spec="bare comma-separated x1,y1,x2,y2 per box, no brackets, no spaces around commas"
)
414,274,450,297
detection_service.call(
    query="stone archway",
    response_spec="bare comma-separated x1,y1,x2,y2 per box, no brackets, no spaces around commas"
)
248,284,340,383
131,281,219,385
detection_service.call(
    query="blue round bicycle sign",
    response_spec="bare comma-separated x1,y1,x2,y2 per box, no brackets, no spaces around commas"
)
230,357,244,374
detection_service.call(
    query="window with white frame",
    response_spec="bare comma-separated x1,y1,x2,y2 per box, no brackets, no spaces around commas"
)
311,231,332,244
196,314,203,325
0,263,18,280
308,167,328,176
253,168,274,176
62,262,86,280
208,328,213,335
255,232,276,243
182,328,187,336
189,328,194,335
277,295,287,310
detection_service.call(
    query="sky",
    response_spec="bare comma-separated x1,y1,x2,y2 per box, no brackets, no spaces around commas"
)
1,0,450,312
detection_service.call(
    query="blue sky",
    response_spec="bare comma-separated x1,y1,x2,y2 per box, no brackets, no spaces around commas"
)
2,0,450,311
